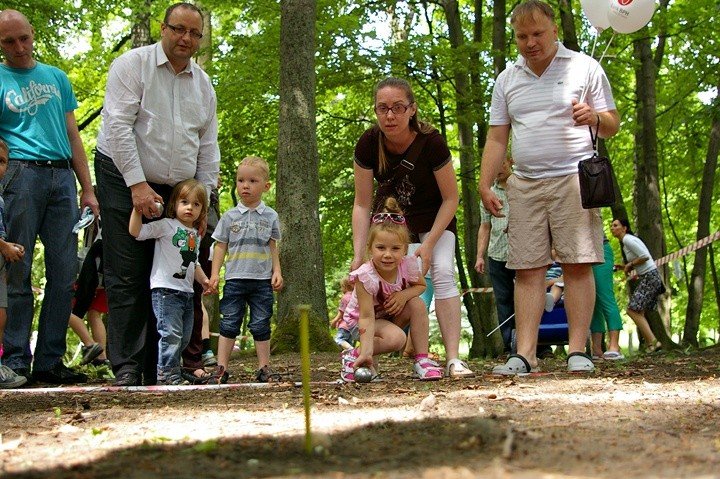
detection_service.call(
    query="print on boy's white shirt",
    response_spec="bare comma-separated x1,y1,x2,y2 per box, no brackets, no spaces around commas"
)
136,218,200,293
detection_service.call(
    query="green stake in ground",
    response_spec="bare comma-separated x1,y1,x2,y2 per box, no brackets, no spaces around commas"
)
299,305,312,455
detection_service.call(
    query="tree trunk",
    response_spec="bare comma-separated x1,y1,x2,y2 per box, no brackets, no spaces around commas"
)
466,0,507,357
131,0,152,48
632,36,674,347
419,1,447,137
598,141,629,221
193,4,221,349
196,4,213,69
275,0,333,352
683,88,720,346
441,0,498,358
557,0,580,52
491,0,506,79
710,244,720,327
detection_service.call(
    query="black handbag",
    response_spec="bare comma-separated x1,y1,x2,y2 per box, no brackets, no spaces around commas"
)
578,120,617,209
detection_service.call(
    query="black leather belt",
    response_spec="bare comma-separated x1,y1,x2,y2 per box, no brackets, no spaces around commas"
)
13,159,71,169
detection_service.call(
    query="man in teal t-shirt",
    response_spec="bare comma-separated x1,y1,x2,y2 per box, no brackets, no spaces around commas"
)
0,9,98,385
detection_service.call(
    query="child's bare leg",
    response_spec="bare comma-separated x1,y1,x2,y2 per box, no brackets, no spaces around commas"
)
626,309,658,346
69,313,94,346
217,336,235,368
607,329,621,352
87,310,107,360
395,297,430,355
255,339,270,368
372,319,407,355
551,285,563,302
403,330,415,357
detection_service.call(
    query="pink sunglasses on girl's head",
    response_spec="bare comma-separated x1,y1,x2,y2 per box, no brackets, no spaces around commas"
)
371,213,406,224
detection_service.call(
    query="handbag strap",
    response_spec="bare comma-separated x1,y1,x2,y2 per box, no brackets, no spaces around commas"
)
588,115,601,154
390,132,428,182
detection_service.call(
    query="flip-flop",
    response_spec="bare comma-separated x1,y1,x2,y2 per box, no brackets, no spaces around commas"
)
492,354,533,376
602,351,625,360
567,352,595,372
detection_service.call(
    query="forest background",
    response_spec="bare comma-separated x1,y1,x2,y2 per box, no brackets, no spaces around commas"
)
5,0,719,358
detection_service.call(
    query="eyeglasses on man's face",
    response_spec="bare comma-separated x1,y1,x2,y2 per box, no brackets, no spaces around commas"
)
371,213,406,224
165,23,203,40
374,103,413,116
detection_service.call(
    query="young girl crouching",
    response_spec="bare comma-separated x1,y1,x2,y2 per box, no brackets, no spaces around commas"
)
341,198,442,382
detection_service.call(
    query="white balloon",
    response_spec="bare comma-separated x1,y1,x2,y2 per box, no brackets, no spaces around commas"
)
608,0,657,34
581,0,612,30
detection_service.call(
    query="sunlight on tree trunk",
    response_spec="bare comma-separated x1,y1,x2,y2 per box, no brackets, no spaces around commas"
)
131,0,152,48
196,4,213,70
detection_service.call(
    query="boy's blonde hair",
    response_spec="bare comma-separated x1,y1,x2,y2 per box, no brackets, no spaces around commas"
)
366,197,410,256
239,156,270,180
166,178,208,229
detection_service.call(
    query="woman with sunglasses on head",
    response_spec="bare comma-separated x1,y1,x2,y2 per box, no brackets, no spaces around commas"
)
352,77,473,378
341,198,443,382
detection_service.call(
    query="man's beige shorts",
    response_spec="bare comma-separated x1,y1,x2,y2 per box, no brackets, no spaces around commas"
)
506,173,603,270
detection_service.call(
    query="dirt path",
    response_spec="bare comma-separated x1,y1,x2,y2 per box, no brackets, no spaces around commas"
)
1,348,719,478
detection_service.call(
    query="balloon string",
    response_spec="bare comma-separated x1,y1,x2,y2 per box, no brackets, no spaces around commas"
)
596,31,616,64
590,32,598,59
579,31,616,104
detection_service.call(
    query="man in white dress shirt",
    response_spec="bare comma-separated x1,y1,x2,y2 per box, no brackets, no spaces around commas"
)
95,2,219,386
479,0,620,375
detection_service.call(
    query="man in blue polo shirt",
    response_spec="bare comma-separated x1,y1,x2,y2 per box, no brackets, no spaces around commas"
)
0,9,98,384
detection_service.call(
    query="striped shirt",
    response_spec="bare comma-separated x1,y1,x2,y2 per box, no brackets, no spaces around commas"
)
490,42,616,179
546,262,563,281
212,201,280,280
